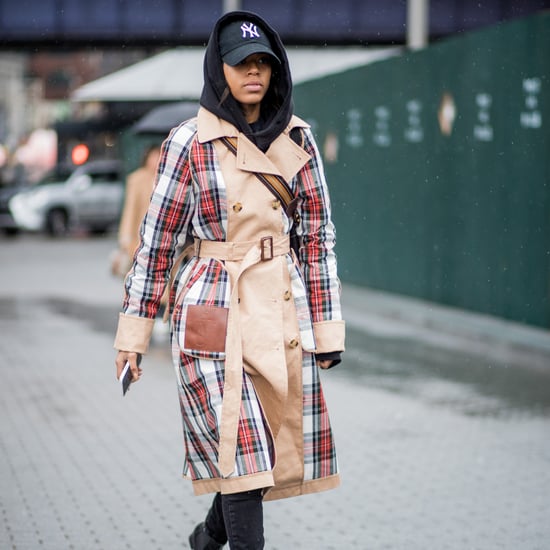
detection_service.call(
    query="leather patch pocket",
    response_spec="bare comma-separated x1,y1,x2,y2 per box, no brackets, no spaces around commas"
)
184,304,229,353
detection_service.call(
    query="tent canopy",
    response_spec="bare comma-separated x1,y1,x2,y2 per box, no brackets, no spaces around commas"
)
131,101,200,134
71,46,398,102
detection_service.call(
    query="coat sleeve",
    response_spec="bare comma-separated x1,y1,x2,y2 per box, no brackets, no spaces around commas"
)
114,122,197,353
296,128,345,354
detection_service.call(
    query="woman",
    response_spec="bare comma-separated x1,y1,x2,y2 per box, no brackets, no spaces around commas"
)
116,144,161,266
111,145,161,277
114,11,345,549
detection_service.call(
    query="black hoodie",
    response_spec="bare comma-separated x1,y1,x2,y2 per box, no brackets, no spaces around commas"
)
199,11,294,153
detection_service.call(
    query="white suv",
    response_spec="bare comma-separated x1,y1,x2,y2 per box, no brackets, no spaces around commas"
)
9,160,124,237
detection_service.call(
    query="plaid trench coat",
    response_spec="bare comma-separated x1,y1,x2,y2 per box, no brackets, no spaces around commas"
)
114,107,345,500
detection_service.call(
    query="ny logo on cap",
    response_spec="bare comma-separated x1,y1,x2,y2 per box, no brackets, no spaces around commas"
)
240,22,260,39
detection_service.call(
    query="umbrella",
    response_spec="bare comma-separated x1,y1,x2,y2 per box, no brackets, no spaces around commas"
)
132,101,199,135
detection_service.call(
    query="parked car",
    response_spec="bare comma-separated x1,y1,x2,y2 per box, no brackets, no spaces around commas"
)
9,160,124,237
0,182,26,236
1,165,74,237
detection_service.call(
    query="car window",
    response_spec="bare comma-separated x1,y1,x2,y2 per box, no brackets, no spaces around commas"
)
36,168,72,186
89,170,121,183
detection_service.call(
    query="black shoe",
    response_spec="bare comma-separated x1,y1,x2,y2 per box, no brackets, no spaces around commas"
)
188,522,224,549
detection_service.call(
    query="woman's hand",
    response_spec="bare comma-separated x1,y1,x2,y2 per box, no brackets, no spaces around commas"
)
115,350,143,383
317,359,334,370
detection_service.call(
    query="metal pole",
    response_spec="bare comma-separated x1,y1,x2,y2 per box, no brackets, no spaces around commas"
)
407,0,429,50
222,0,241,13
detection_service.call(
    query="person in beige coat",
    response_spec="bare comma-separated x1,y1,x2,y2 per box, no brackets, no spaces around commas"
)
113,144,161,273
114,11,345,549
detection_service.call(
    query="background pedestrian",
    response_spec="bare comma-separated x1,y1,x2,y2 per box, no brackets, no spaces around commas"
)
110,144,161,279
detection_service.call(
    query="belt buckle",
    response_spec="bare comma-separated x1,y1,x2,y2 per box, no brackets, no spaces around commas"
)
260,236,273,261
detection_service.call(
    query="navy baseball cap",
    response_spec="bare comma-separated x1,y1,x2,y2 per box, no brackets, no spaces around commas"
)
219,19,281,66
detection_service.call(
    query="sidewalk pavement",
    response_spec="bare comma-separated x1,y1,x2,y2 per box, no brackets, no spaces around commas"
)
1,235,549,549
342,283,550,371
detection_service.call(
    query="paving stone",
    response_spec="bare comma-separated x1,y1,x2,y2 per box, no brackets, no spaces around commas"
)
1,235,549,549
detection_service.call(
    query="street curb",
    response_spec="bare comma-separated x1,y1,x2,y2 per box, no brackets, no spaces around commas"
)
341,283,550,371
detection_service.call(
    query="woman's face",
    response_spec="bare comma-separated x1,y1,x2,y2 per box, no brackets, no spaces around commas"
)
223,53,273,123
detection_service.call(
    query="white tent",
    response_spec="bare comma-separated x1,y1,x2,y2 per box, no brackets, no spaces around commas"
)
71,46,398,102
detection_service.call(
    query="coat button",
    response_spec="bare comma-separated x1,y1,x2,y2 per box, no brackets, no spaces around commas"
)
283,290,292,301
232,202,243,212
272,199,281,210
289,338,299,349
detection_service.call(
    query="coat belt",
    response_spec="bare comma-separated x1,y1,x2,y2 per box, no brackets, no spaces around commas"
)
193,235,290,478
194,235,289,262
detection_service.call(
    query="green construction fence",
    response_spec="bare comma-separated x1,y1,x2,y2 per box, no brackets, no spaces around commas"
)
293,12,550,328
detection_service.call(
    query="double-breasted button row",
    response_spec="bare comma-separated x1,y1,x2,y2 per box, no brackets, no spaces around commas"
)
232,200,283,213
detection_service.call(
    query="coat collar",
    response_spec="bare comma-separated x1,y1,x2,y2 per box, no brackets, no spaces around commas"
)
197,107,311,182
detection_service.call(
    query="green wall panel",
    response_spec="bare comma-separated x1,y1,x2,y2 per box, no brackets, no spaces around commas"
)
294,13,550,327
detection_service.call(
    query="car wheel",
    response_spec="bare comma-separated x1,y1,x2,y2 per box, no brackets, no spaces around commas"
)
46,208,69,237
2,227,20,237
89,226,109,236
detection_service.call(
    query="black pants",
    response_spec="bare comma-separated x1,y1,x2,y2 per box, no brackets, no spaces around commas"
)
205,490,264,549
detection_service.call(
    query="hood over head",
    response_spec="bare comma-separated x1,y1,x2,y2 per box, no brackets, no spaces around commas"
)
200,11,293,152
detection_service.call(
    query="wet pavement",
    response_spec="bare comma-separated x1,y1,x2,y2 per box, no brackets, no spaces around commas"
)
1,234,549,549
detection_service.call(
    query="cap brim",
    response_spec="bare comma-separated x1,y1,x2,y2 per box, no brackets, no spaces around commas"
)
222,43,281,66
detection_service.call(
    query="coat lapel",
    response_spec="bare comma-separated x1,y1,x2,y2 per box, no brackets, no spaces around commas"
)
197,108,311,183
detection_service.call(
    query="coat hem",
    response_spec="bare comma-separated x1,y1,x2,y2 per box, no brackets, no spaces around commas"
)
263,473,340,502
188,471,275,496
